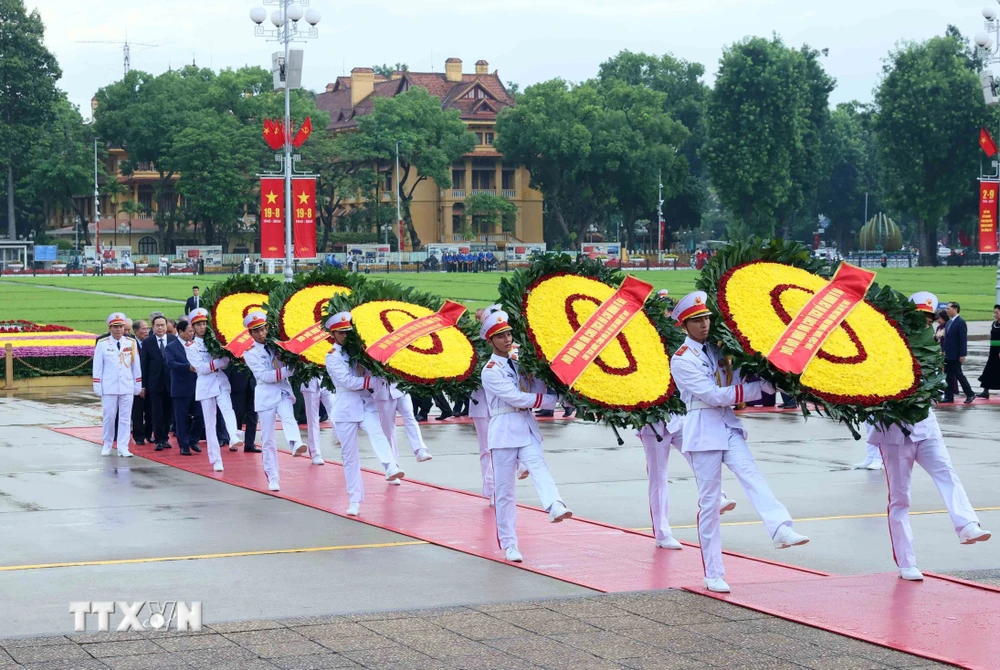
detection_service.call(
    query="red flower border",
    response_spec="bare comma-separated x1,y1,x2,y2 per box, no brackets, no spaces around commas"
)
521,271,674,412
209,292,268,346
717,260,921,407
0,320,73,334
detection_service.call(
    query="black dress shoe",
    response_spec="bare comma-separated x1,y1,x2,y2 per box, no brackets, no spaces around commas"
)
563,407,576,418
941,397,954,404
133,438,145,446
154,443,165,452
414,414,427,422
180,447,192,456
979,391,990,399
191,445,202,453
536,409,555,417
244,445,262,453
965,395,976,404
436,411,453,421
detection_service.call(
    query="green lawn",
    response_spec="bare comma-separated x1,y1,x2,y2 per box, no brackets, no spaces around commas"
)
2,266,996,334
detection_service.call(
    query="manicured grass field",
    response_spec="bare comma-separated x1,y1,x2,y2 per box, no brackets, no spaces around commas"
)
2,265,996,334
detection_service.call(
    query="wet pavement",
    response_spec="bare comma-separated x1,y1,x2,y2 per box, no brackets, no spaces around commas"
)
0,356,997,667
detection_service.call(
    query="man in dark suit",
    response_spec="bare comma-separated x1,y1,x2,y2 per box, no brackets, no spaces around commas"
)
164,319,202,456
225,364,260,452
140,315,176,450
184,286,202,315
942,301,975,404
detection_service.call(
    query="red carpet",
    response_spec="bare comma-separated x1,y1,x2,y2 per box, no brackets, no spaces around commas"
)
54,426,1000,669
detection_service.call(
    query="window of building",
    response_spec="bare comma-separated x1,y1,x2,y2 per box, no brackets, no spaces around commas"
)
471,171,496,190
484,132,494,145
452,169,466,189
475,132,484,145
138,236,158,254
463,87,487,100
502,170,516,190
138,189,154,215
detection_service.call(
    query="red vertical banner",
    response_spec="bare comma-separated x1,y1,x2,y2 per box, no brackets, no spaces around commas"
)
260,178,285,259
292,177,317,259
398,219,406,251
979,180,999,253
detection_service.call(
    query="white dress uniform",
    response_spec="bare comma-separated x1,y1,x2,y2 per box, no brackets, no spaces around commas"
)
183,308,242,470
324,312,402,513
373,377,429,462
300,376,333,463
469,387,494,500
670,292,803,587
92,313,142,457
242,312,304,490
865,292,990,578
480,311,571,557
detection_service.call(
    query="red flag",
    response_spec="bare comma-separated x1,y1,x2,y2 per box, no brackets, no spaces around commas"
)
980,128,998,157
262,118,283,150
292,117,312,148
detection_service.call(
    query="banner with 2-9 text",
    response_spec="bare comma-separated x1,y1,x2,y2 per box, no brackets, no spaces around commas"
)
980,180,999,254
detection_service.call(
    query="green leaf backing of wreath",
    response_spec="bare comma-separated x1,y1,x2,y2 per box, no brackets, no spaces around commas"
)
497,252,686,431
201,274,282,370
328,279,484,399
696,237,944,435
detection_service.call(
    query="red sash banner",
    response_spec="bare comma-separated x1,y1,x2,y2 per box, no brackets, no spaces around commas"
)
224,329,256,358
766,263,876,375
260,178,285,259
366,301,468,364
292,177,317,259
979,180,999,254
549,275,654,388
277,322,329,355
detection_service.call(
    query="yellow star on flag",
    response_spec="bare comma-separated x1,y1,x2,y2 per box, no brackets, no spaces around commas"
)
265,191,278,204
297,191,311,205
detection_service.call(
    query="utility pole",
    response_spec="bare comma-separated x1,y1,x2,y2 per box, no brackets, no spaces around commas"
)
657,171,664,262
94,139,101,258
395,140,402,270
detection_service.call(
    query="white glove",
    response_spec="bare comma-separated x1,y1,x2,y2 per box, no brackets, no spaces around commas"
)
214,357,230,370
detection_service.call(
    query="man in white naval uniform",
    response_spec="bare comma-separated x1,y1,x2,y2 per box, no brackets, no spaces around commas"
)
300,376,332,466
184,308,244,472
480,310,572,563
867,291,991,581
324,312,404,516
93,312,142,457
638,416,736,550
373,377,432,478
242,311,305,491
669,291,808,593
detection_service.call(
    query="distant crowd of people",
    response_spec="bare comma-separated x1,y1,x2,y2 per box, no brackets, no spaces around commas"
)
931,301,1000,402
442,251,497,273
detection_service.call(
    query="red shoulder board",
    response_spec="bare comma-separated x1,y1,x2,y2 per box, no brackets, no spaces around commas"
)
486,361,495,369
675,345,688,356
185,341,193,347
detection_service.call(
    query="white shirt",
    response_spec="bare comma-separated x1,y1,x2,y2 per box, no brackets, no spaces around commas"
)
481,353,558,450
243,340,294,412
92,335,142,396
325,344,376,422
184,336,231,401
866,409,942,447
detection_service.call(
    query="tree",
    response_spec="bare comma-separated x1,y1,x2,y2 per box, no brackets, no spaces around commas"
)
873,34,990,264
371,63,408,77
336,87,476,250
815,102,879,252
464,193,517,237
704,36,834,237
0,0,61,240
20,97,101,247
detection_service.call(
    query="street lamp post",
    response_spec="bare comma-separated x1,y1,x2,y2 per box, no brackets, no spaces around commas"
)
250,1,321,282
974,2,1000,303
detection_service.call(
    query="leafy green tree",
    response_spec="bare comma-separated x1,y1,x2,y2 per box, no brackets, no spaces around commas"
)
873,34,990,264
336,87,476,250
704,36,834,238
0,0,61,240
371,63,408,77
464,193,517,236
20,97,100,247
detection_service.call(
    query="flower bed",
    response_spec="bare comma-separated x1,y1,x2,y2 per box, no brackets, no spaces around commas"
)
699,238,944,431
0,322,97,379
498,253,685,430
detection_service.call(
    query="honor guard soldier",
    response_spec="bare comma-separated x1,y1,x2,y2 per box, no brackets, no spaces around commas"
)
324,312,404,516
670,291,808,593
373,377,433,480
867,292,990,581
638,416,736,550
300,376,332,465
93,312,142,457
242,311,305,491
481,310,572,563
184,308,244,472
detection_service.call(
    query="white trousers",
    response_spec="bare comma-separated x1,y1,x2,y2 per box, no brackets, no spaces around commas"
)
689,428,792,579
102,394,134,454
302,388,333,459
491,438,563,550
640,429,688,542
334,410,397,504
879,437,979,569
200,393,239,466
863,442,882,464
259,397,303,484
376,394,426,462
473,417,494,500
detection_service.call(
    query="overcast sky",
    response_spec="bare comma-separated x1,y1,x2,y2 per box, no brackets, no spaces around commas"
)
29,0,993,117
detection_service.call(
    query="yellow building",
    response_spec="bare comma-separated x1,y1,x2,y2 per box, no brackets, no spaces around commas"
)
315,58,544,248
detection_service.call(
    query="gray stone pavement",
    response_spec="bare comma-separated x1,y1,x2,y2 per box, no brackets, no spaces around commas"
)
0,591,958,670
